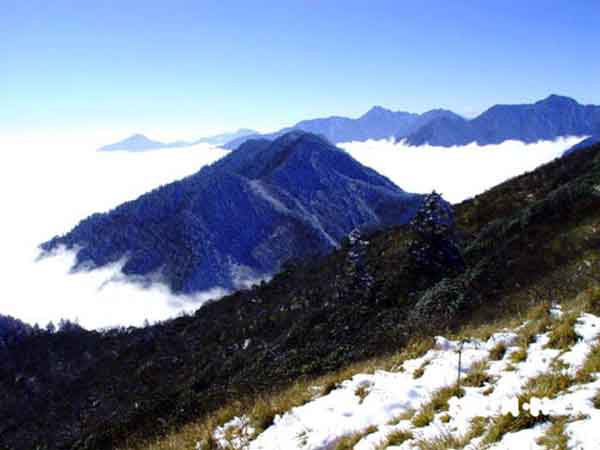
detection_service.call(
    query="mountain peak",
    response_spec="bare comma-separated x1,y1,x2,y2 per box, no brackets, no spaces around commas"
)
366,105,390,113
98,134,167,151
272,130,331,146
536,94,579,107
44,133,423,292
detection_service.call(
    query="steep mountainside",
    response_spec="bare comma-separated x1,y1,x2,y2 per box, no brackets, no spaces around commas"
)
43,131,424,292
223,107,460,149
3,142,600,450
191,308,600,450
405,95,600,146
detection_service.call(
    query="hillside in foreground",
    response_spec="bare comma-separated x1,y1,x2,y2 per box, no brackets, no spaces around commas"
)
1,143,600,450
168,303,600,450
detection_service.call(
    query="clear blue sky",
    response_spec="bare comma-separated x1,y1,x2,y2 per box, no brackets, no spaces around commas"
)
2,0,599,139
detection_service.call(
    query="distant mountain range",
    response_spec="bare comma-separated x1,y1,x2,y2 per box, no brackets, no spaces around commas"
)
404,95,600,147
222,107,460,149
99,95,600,152
98,129,257,152
45,131,425,292
223,95,600,149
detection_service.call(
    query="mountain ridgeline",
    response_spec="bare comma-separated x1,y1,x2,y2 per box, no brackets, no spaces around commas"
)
98,95,600,152
405,95,600,146
223,107,460,148
43,131,425,292
222,95,600,150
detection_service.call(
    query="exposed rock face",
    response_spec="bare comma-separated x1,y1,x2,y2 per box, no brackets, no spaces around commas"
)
43,131,425,292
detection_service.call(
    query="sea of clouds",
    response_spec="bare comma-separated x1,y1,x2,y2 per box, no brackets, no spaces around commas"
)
341,136,583,204
0,132,583,329
0,132,229,330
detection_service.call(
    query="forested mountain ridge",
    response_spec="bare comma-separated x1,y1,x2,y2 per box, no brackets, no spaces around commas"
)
43,131,424,293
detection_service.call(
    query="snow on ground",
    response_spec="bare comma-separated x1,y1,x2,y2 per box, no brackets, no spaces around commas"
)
203,309,600,450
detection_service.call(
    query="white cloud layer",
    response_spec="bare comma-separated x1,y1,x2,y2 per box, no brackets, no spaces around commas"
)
0,132,228,329
0,132,581,329
341,136,583,203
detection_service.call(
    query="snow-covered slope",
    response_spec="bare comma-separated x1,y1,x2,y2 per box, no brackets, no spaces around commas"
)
199,307,600,450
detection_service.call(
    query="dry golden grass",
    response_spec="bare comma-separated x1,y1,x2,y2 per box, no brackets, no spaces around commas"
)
546,312,579,350
536,416,569,450
481,369,573,445
354,384,371,403
334,432,364,450
412,386,464,428
411,402,436,428
413,431,466,450
593,390,600,409
333,426,378,449
510,348,528,363
577,286,600,315
387,408,415,425
461,359,491,388
575,342,600,383
413,364,426,379
413,416,487,450
384,429,414,446
482,386,494,396
489,342,508,361
524,370,573,400
482,408,543,446
517,305,553,349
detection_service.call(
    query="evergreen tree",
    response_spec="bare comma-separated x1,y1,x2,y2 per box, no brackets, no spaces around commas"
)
46,321,56,333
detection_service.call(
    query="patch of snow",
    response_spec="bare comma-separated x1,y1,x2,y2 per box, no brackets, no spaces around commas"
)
212,416,256,450
209,310,600,450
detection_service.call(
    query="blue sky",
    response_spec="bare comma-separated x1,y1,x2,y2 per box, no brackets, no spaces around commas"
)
2,0,599,139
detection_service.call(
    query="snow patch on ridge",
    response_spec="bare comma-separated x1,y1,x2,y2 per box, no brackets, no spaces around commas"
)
202,310,600,450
